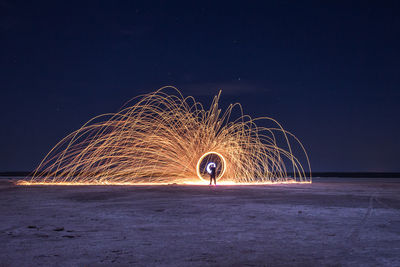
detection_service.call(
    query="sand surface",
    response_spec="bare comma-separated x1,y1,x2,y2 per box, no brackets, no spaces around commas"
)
1,178,400,266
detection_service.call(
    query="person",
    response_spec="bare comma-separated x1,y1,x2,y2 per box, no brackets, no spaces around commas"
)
209,165,216,185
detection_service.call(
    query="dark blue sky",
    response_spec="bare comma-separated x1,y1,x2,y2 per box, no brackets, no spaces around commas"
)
1,1,399,172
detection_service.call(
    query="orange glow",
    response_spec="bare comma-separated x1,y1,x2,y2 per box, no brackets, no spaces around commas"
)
25,87,311,185
17,179,311,186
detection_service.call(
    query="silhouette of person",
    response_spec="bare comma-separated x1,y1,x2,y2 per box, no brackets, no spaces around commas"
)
209,165,216,185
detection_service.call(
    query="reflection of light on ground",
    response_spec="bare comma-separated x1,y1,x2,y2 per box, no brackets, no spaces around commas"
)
17,179,311,186
183,180,311,185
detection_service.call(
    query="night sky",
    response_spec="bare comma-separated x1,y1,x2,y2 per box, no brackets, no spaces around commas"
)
1,1,399,172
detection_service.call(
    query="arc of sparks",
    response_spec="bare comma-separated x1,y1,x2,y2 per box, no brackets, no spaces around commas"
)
21,86,311,185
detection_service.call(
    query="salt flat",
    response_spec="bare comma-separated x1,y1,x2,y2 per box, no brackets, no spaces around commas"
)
0,178,399,266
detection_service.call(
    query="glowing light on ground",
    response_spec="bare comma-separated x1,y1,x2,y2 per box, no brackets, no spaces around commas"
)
23,86,311,185
17,180,311,186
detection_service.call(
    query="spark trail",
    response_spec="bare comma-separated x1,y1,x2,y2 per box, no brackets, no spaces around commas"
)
21,87,311,185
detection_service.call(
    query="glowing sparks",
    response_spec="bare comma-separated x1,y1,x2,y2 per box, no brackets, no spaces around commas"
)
24,86,311,185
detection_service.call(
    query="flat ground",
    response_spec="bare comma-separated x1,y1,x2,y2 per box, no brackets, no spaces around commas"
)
1,178,400,266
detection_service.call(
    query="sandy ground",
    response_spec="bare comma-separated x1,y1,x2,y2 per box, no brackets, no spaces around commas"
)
1,178,400,266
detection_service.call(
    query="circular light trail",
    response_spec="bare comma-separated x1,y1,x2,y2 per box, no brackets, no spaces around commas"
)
196,151,227,181
206,162,216,174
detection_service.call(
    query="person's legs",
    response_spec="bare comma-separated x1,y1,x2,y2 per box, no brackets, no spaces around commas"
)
209,177,212,185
